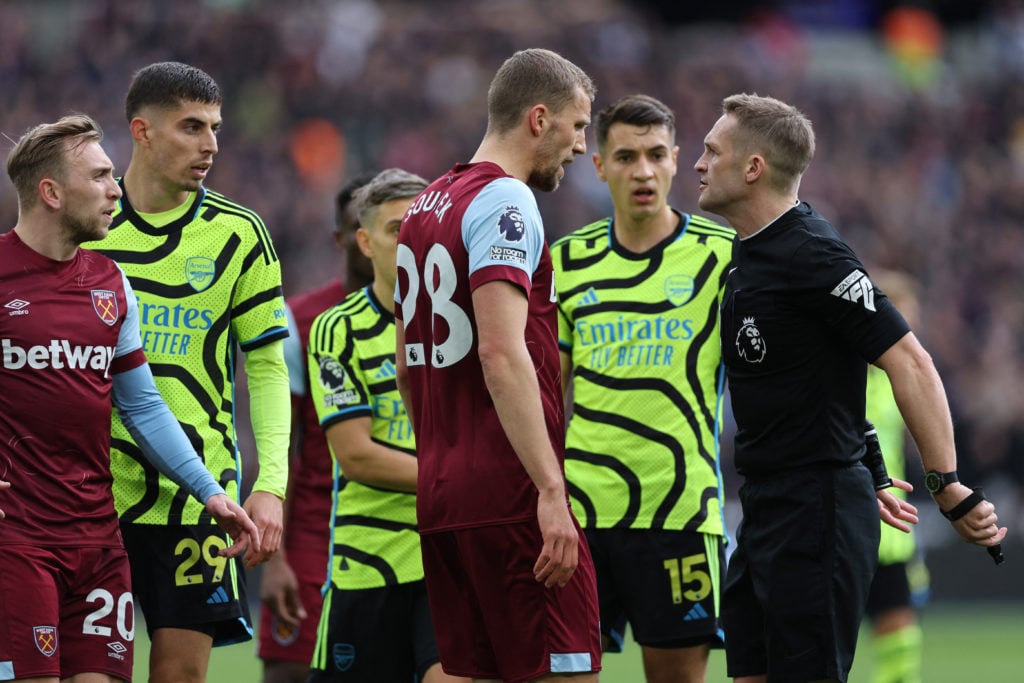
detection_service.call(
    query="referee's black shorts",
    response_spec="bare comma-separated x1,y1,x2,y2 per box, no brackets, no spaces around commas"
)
723,462,879,683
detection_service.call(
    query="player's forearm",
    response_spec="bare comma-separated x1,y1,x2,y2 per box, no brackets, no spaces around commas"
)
336,443,417,492
877,334,957,474
112,364,223,504
246,341,290,499
480,342,565,497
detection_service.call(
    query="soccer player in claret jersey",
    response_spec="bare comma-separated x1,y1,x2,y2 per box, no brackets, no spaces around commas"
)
395,48,602,682
306,168,467,683
257,172,376,683
0,114,259,682
552,94,734,683
82,62,291,683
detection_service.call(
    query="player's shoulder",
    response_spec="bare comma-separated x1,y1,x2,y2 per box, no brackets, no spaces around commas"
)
288,281,346,319
200,188,281,265
310,289,369,332
551,217,611,253
79,247,129,281
682,212,736,246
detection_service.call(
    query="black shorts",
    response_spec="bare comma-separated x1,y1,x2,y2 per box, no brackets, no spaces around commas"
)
309,581,439,683
585,528,725,651
121,522,252,646
723,463,879,683
865,562,912,619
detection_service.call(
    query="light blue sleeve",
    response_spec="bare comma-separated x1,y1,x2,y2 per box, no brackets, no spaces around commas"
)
463,177,544,280
112,364,224,503
115,268,143,357
282,304,307,396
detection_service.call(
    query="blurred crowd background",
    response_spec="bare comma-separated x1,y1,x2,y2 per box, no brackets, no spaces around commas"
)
3,0,1023,563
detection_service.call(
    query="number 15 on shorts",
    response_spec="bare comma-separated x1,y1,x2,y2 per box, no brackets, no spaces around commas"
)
663,553,711,604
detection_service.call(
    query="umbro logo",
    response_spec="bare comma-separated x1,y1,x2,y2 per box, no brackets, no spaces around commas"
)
830,270,876,312
5,299,30,316
107,641,128,661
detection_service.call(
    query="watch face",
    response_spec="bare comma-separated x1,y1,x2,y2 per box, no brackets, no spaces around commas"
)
925,472,941,493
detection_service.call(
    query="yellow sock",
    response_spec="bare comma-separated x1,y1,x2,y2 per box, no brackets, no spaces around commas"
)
873,624,923,683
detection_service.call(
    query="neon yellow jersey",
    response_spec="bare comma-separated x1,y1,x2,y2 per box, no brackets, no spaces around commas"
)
308,288,421,589
866,364,917,564
552,210,734,534
84,183,288,525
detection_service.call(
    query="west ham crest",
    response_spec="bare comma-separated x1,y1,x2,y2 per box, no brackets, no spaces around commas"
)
91,290,118,326
34,625,58,656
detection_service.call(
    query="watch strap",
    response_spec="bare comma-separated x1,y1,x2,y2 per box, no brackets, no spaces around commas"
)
927,469,958,493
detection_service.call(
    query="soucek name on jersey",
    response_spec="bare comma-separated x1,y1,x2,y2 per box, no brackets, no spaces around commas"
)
84,182,288,526
552,210,735,535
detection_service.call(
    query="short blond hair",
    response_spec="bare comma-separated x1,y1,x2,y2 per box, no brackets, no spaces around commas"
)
6,113,103,207
486,48,596,135
722,93,814,190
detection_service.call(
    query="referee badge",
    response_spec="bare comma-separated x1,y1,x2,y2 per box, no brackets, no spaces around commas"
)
736,316,767,363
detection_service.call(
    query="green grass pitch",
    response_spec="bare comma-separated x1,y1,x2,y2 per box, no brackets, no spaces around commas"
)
132,603,1023,681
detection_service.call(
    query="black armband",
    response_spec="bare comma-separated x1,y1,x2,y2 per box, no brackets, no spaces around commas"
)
862,421,894,491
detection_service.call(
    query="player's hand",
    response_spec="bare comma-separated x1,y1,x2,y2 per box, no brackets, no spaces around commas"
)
0,479,10,520
533,489,579,589
243,490,284,566
260,552,307,626
935,483,1009,547
204,493,261,561
877,477,919,533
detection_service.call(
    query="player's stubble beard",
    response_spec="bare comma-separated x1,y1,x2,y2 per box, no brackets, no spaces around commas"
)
528,131,569,193
62,208,110,246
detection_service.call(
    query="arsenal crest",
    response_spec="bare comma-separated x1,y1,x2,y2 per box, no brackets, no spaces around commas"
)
185,256,216,292
34,625,58,656
91,290,118,326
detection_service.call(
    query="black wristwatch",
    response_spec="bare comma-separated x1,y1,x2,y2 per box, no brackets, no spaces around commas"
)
924,470,958,494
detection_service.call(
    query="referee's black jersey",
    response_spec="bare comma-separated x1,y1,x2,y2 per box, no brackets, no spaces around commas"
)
721,202,910,476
